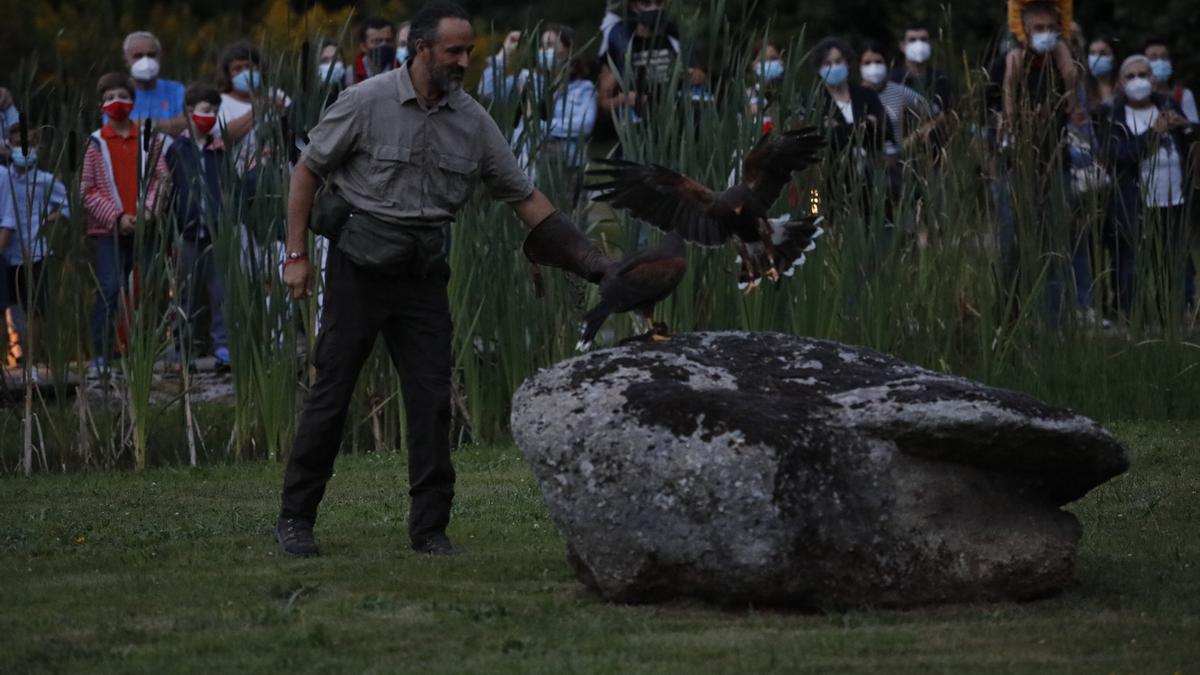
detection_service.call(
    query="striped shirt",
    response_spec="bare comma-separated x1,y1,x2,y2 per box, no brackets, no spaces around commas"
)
874,82,932,142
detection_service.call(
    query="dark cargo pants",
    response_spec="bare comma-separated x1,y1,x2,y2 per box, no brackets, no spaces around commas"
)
279,245,455,544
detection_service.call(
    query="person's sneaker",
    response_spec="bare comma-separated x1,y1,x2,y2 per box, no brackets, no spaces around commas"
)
411,534,464,557
275,517,320,557
85,357,108,380
213,346,232,367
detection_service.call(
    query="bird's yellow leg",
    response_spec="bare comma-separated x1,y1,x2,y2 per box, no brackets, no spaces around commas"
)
758,219,782,282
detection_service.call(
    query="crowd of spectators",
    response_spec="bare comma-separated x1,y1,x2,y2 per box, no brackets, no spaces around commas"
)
0,0,1196,376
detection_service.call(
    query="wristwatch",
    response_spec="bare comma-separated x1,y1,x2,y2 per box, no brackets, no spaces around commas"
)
284,250,308,268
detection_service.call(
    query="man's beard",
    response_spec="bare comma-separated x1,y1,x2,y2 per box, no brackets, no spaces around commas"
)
428,62,465,95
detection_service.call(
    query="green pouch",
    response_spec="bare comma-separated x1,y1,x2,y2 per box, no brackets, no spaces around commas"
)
337,212,446,277
309,187,353,238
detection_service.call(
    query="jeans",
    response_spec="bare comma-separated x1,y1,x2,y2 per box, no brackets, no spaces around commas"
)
992,162,1091,322
89,235,142,359
280,245,455,544
177,237,227,354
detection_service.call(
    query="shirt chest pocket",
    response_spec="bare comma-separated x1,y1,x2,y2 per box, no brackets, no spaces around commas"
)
432,152,480,210
364,143,413,194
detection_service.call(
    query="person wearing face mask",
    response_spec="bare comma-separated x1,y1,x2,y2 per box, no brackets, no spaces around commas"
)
1086,37,1117,108
165,84,233,368
316,41,346,99
996,1,1088,324
859,40,932,151
522,26,598,174
1098,55,1197,319
890,22,955,115
350,16,404,86
812,37,895,160
1143,38,1198,125
121,31,188,136
596,0,682,119
1002,0,1079,130
747,39,785,126
80,73,172,376
216,41,291,175
0,122,69,368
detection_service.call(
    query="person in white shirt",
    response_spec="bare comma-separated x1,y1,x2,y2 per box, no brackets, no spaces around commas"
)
1100,55,1196,318
0,123,70,365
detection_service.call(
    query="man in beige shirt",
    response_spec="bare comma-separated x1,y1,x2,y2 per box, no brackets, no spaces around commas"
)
276,0,606,557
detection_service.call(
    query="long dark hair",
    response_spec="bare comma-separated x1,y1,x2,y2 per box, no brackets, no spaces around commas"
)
546,24,590,82
218,41,262,94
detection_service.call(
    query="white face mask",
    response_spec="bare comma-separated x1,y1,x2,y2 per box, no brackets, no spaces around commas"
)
860,63,888,85
904,40,931,64
1030,31,1059,54
130,56,160,82
1124,76,1153,102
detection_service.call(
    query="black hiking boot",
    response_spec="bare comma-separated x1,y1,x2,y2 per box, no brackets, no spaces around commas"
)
275,516,320,558
411,533,464,557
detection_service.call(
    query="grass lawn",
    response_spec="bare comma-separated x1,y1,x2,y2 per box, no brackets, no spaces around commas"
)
1,422,1198,674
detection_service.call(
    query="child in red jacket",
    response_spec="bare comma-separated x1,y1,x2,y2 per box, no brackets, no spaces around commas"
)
80,72,171,374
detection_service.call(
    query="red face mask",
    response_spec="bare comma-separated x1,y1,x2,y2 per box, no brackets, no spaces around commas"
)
102,99,134,122
191,112,218,135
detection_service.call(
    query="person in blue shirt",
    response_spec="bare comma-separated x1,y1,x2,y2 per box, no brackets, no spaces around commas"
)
0,122,70,366
123,31,188,136
479,25,598,191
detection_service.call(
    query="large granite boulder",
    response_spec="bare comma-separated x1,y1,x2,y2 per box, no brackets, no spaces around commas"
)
511,332,1129,609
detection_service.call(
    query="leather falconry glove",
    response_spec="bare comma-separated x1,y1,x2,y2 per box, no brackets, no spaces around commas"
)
523,210,611,295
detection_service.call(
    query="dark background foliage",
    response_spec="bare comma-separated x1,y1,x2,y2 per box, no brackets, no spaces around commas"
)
1,0,1197,89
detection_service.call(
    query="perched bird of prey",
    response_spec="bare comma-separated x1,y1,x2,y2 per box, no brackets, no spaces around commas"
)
576,231,687,352
589,127,826,289
574,128,826,351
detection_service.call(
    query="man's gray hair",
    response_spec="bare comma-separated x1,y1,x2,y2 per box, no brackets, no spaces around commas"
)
123,31,162,54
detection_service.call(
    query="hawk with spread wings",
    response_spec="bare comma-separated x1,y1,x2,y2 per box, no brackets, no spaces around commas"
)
573,128,826,351
589,127,826,289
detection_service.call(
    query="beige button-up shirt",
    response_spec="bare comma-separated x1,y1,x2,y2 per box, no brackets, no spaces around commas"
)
301,63,534,226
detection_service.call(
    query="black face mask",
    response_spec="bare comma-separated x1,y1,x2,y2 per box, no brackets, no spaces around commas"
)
368,45,397,71
636,9,664,28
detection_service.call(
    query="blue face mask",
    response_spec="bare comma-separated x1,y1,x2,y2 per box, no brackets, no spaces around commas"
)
1150,59,1173,81
1030,31,1059,54
820,63,849,86
396,47,409,63
1087,54,1113,77
538,47,558,71
10,147,37,168
318,62,345,85
757,59,784,82
232,69,262,94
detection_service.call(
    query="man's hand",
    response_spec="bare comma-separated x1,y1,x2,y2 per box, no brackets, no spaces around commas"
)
118,214,136,236
284,259,312,299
